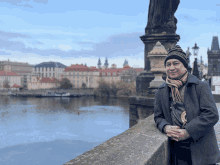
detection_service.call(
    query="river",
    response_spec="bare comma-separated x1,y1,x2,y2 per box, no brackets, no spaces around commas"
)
0,96,130,165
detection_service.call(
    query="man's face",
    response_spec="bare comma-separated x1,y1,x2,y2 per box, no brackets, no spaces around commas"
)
165,59,187,79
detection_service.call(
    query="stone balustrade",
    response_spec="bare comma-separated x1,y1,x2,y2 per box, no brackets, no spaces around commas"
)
63,114,169,165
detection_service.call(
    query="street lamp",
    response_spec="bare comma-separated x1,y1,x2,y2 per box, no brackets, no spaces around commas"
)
192,43,199,58
192,43,200,79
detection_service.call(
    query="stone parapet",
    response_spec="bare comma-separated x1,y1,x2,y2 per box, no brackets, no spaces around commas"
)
63,114,169,165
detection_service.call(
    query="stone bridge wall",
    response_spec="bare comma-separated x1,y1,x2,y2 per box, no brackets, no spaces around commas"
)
63,114,169,165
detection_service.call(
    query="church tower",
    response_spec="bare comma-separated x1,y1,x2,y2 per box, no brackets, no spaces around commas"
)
207,36,220,76
123,59,128,67
104,57,109,69
97,58,101,69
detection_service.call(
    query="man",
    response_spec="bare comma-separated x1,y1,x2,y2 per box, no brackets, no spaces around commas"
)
154,45,220,165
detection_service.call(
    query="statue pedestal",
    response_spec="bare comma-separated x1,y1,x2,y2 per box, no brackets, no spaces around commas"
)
150,74,165,88
136,33,180,96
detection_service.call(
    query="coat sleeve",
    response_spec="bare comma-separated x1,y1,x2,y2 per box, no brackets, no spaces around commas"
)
154,89,172,133
184,82,219,141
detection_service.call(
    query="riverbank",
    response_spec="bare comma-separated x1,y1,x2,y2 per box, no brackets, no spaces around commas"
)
0,88,95,96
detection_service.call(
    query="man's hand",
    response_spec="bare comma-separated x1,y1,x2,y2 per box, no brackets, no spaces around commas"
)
164,125,190,141
170,129,190,141
164,125,180,141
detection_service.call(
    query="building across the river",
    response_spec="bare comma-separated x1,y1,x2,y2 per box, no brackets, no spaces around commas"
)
28,77,60,90
62,64,100,88
33,61,67,81
62,63,143,88
0,71,22,90
0,59,33,89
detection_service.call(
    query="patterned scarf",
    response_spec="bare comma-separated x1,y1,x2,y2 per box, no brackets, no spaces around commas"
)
166,71,188,103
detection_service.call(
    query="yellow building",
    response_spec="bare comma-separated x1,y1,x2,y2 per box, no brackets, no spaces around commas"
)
28,76,60,90
62,64,99,88
0,71,22,90
99,65,143,85
0,59,33,89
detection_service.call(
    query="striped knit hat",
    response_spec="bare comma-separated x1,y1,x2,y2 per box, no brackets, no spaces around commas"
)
164,45,188,68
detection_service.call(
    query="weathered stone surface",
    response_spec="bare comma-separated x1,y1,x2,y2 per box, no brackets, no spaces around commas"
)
63,114,169,165
145,0,180,35
136,34,180,96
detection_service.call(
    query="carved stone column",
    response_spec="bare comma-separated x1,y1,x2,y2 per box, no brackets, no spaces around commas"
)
136,33,180,96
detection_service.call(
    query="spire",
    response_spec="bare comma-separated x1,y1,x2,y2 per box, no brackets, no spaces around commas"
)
192,58,200,79
200,56,203,64
97,57,101,69
104,57,109,69
123,59,128,67
211,36,219,51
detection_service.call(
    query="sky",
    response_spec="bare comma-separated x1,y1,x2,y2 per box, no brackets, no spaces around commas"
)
0,0,220,68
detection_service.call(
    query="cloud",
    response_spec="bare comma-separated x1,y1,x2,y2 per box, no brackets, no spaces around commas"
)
36,41,44,45
0,0,23,5
58,44,72,51
33,0,48,4
0,32,144,62
90,32,143,57
0,50,11,55
0,30,31,39
17,3,33,8
0,0,48,6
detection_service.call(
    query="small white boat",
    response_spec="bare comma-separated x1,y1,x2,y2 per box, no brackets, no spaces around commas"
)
55,92,70,97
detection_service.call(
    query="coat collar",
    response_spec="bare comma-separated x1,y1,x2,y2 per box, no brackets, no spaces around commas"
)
158,73,199,89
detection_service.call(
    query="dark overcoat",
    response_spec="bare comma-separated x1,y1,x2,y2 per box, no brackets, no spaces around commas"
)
154,73,220,165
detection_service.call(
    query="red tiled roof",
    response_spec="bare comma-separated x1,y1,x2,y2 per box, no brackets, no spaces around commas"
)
64,64,88,72
98,66,144,76
64,64,99,72
99,68,120,76
88,67,98,71
51,77,60,82
40,77,59,83
14,71,32,73
0,71,21,76
123,65,130,68
11,84,21,88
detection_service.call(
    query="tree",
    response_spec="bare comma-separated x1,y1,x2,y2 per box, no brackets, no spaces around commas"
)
95,78,111,97
60,78,72,89
82,82,86,88
110,81,120,97
3,79,10,88
117,81,136,96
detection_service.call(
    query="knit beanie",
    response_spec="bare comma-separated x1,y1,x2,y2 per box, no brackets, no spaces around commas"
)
164,45,188,68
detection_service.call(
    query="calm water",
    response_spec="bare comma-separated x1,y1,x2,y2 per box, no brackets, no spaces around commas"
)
0,96,130,165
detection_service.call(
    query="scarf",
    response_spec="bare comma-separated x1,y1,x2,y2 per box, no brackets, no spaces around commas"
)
166,71,188,103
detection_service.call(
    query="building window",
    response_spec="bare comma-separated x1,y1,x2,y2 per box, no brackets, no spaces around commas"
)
53,73,55,77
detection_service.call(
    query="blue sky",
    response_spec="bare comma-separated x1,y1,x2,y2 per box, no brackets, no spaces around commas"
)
0,0,220,68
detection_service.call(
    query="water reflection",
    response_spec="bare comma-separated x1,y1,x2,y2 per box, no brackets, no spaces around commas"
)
0,96,129,149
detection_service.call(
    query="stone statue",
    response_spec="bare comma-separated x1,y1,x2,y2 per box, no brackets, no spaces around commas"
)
145,0,180,35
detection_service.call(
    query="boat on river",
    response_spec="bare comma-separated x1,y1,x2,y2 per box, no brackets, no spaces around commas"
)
41,91,70,97
54,92,70,97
